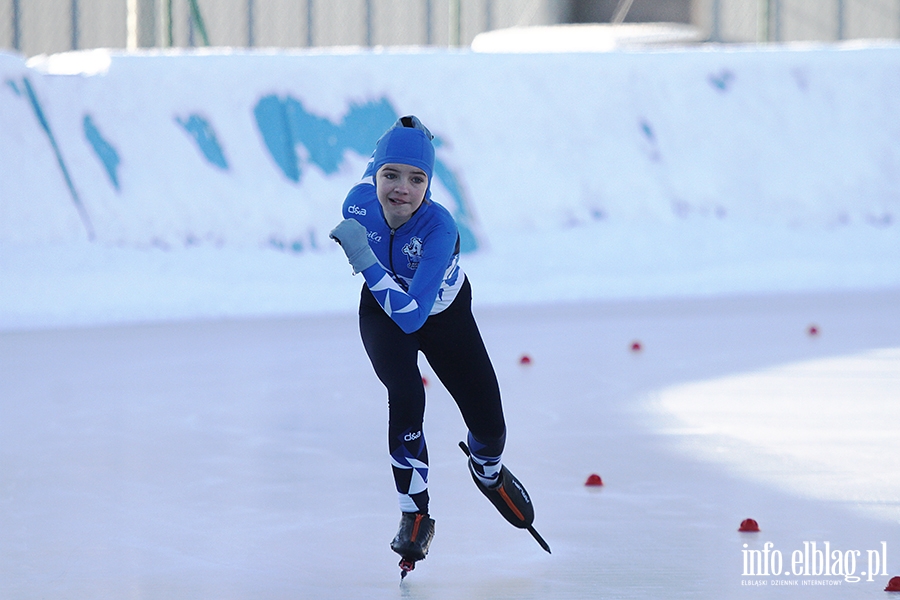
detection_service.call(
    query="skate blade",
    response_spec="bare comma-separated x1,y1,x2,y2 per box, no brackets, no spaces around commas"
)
527,525,552,554
459,441,471,457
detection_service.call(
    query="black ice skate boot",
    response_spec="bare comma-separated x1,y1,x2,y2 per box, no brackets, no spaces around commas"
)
390,512,435,563
467,456,534,529
460,441,550,553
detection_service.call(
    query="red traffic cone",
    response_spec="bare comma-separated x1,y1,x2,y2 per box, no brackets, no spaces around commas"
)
585,474,604,487
738,518,760,532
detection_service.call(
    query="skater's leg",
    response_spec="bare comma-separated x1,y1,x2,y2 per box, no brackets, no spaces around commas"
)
466,430,506,488
415,279,548,550
359,286,430,514
418,277,506,481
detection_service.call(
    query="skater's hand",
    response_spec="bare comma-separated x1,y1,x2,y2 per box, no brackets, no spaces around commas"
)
330,219,377,274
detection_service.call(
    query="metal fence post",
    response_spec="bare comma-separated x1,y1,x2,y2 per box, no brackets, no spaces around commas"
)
449,0,460,46
12,0,21,50
757,0,765,42
836,0,845,40
307,0,314,47
710,0,721,42
71,0,80,50
772,0,781,41
365,0,373,46
247,0,254,47
164,0,173,46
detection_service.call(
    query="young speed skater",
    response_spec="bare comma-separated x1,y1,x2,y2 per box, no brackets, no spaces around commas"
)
329,115,549,579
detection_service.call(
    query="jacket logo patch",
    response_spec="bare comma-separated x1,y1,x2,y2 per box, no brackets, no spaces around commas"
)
402,237,423,270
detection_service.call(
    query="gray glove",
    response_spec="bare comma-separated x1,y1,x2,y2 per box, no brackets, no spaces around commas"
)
330,218,377,274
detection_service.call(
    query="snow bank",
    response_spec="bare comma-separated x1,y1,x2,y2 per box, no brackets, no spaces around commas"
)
1,44,899,329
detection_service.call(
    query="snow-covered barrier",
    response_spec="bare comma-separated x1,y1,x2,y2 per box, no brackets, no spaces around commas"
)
1,44,899,328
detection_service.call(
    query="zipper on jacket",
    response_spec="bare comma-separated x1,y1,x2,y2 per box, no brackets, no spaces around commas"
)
389,228,397,276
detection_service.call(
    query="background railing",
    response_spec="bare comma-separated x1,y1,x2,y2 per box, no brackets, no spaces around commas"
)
2,0,900,57
699,0,900,43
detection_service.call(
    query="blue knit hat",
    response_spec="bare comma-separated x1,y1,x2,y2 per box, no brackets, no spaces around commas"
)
372,118,435,194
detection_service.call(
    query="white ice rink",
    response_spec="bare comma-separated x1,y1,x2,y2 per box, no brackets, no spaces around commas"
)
2,288,899,599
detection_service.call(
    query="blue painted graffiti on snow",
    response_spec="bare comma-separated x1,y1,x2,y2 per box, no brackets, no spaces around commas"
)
175,114,229,170
5,78,21,96
83,114,121,191
253,95,479,252
17,76,95,240
8,78,479,252
254,96,393,181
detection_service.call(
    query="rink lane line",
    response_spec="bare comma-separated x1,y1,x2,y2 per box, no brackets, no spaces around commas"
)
650,347,900,522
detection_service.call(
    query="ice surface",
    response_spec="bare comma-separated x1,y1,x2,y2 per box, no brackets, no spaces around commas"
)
2,289,898,598
653,347,900,523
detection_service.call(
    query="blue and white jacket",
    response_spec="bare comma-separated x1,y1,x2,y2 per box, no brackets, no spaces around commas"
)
342,177,464,334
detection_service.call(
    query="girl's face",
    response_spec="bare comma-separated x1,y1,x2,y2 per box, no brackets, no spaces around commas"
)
376,163,428,229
